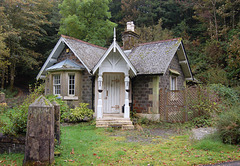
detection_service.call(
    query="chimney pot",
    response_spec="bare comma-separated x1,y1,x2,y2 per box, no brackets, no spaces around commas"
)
127,21,134,32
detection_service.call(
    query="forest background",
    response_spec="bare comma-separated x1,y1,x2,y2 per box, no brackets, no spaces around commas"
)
0,0,239,92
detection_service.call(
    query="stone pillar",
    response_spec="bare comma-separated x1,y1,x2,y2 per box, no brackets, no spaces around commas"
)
97,74,103,119
52,101,60,145
0,92,5,103
124,75,130,119
23,96,54,166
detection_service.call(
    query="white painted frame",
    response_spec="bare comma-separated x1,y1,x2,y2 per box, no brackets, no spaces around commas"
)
53,74,61,95
68,73,75,96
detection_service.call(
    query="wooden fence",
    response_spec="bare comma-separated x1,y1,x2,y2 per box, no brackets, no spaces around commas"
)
159,86,218,123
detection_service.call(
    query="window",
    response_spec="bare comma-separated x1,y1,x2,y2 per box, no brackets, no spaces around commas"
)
68,74,75,95
170,76,177,91
170,75,178,100
53,74,61,95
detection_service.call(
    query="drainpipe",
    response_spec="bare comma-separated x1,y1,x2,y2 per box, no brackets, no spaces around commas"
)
91,75,95,110
131,77,135,112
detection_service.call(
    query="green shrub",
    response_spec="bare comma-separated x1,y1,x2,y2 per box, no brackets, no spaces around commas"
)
216,105,240,144
209,84,239,106
3,84,45,135
187,85,222,128
45,94,69,122
192,115,213,128
62,103,93,123
137,117,150,125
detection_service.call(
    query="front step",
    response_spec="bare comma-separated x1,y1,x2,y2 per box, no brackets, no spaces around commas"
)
96,118,134,130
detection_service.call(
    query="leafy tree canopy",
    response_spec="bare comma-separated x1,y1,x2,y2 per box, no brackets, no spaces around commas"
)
59,0,116,47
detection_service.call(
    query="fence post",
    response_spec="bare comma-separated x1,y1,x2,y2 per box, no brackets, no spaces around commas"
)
164,88,168,122
184,88,187,122
23,95,54,166
52,101,61,145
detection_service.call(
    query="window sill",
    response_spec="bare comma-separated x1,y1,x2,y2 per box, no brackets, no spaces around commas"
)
63,96,78,100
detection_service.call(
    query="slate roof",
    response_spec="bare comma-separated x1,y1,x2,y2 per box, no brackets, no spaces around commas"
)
127,38,182,75
46,59,85,71
62,35,107,70
37,35,192,80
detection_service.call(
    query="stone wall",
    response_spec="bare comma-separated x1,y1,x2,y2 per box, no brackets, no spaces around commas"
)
132,76,153,113
82,70,94,109
159,53,185,90
0,134,25,154
58,46,82,65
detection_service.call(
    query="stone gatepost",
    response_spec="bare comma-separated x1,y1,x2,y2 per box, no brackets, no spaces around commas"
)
52,101,60,144
23,96,54,166
0,92,5,103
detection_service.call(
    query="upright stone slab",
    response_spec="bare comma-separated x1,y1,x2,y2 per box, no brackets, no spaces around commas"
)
52,101,60,144
0,92,5,103
23,96,54,166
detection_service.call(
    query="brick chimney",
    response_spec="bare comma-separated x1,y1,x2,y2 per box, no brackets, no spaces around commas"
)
122,21,139,50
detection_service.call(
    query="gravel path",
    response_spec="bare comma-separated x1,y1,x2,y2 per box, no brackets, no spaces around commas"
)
192,127,217,140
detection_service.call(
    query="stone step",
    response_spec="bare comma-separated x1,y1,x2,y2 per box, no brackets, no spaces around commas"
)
96,123,134,130
97,118,131,121
96,119,134,129
122,125,135,130
96,121,133,125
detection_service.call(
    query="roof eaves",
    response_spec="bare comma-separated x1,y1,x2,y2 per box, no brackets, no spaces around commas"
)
92,42,114,74
36,37,64,80
93,42,137,76
116,44,137,75
180,41,193,80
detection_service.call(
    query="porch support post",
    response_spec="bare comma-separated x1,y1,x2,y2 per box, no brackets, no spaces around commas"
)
124,74,130,119
97,74,103,119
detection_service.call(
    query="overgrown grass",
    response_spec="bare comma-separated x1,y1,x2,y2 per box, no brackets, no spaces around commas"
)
0,108,11,132
0,123,239,165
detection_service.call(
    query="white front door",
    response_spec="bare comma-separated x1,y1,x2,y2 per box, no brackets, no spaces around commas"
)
103,73,122,114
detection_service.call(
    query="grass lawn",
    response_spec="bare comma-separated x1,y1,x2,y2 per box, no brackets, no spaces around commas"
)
0,122,240,165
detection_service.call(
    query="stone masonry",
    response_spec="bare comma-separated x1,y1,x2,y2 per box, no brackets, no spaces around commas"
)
82,70,94,109
159,53,185,90
132,76,153,113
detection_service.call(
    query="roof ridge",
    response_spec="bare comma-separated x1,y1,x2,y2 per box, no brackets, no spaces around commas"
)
139,38,182,46
61,34,107,50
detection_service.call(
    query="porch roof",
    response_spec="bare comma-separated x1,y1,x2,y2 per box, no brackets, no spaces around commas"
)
46,59,85,71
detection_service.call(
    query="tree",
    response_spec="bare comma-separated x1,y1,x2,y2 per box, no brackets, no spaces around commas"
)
59,0,116,47
0,0,53,91
136,19,174,43
120,0,140,25
226,33,240,84
0,27,10,89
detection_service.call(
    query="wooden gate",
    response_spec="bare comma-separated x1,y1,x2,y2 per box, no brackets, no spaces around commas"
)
159,87,212,123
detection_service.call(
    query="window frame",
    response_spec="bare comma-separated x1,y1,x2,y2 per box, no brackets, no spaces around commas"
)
68,73,75,96
170,75,177,91
53,74,61,96
170,75,178,101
